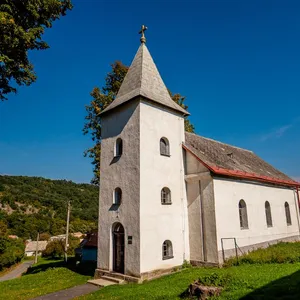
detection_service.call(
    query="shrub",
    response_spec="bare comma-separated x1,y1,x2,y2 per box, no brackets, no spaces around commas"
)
198,273,232,287
225,242,300,266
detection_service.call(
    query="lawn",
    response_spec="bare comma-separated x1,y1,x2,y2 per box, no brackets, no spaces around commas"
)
0,258,92,300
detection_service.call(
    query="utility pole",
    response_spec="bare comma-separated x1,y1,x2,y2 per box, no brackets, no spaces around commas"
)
64,200,71,263
34,232,39,264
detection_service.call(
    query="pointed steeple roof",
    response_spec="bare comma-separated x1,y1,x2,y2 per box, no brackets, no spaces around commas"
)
101,43,189,116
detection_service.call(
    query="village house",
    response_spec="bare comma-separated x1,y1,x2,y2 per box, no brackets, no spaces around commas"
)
25,241,48,257
96,27,300,282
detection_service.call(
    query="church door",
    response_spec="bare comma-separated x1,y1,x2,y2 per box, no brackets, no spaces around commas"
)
113,222,125,273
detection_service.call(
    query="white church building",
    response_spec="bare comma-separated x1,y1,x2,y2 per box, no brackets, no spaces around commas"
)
96,28,300,281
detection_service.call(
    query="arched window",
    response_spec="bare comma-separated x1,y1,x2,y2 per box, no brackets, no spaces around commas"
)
162,240,173,260
239,200,248,229
115,138,123,157
161,187,171,204
265,201,273,227
160,137,170,156
285,202,292,226
114,188,122,205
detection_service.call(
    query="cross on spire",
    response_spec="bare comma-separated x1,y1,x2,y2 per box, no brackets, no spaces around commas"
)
139,25,147,44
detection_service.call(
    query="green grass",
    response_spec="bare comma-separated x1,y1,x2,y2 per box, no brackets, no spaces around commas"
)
78,264,300,299
0,257,91,300
226,242,300,266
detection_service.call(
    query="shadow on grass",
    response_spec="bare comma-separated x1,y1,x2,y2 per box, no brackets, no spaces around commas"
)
25,258,96,277
240,269,300,300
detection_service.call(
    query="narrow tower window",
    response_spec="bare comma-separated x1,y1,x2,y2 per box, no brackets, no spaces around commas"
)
115,138,123,157
265,201,273,227
114,188,122,205
160,137,170,156
161,187,171,204
285,202,292,226
162,240,173,260
239,200,248,229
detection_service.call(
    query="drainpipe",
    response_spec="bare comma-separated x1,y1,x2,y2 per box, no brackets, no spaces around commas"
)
296,186,300,209
294,185,300,238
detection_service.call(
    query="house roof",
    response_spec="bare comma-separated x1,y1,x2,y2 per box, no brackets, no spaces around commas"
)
101,43,189,116
83,230,98,248
184,132,299,187
25,241,48,252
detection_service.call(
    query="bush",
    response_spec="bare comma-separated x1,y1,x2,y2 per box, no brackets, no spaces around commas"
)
225,242,300,266
198,272,232,287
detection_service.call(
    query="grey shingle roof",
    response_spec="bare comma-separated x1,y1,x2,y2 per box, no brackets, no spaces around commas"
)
185,132,295,183
25,241,48,252
101,44,189,115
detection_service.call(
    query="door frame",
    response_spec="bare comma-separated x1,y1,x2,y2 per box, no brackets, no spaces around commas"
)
112,222,125,274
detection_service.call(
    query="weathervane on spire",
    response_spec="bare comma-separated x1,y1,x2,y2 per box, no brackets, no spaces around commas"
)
139,25,147,44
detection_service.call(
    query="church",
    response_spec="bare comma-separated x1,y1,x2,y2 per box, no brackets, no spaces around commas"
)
96,27,300,282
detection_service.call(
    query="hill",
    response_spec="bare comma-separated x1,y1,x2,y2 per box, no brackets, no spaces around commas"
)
0,175,98,239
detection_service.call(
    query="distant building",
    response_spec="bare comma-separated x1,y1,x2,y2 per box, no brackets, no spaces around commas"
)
75,230,97,262
8,235,18,239
25,241,48,257
50,232,83,241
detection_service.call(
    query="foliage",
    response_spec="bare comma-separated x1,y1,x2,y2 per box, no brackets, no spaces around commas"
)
0,175,98,239
0,220,8,236
182,259,192,269
198,272,232,287
43,240,64,258
0,258,90,300
42,236,80,258
225,242,300,266
83,61,195,184
67,236,80,256
0,237,24,271
0,0,72,100
39,233,51,241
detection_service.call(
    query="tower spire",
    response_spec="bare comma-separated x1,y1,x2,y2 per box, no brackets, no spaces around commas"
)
139,25,147,44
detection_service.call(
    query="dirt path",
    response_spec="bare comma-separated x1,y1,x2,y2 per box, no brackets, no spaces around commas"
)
31,284,99,300
0,260,34,282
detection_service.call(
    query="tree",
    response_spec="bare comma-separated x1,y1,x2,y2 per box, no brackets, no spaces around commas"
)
0,0,73,100
83,61,195,184
43,239,64,258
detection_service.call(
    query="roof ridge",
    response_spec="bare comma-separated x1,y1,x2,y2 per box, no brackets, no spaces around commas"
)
185,132,253,153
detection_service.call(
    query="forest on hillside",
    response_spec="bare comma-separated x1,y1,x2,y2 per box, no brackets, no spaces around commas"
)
0,176,98,239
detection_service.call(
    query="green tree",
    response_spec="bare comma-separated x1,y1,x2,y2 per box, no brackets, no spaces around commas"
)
43,239,64,258
0,221,8,236
83,61,195,184
0,0,73,100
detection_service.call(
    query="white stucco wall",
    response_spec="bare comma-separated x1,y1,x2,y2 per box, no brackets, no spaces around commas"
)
98,100,141,277
213,178,300,254
139,100,190,273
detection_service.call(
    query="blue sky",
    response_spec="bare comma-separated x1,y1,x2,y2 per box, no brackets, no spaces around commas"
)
0,0,299,183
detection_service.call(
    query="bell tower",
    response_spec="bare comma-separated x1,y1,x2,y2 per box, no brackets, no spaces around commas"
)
97,26,190,280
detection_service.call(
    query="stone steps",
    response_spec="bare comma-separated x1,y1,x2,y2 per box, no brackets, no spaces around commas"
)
88,278,117,287
95,269,141,283
101,275,124,284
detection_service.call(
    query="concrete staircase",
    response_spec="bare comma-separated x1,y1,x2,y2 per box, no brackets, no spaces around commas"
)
88,274,124,287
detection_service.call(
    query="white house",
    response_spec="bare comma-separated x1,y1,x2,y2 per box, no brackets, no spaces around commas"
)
96,29,300,282
25,241,48,257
